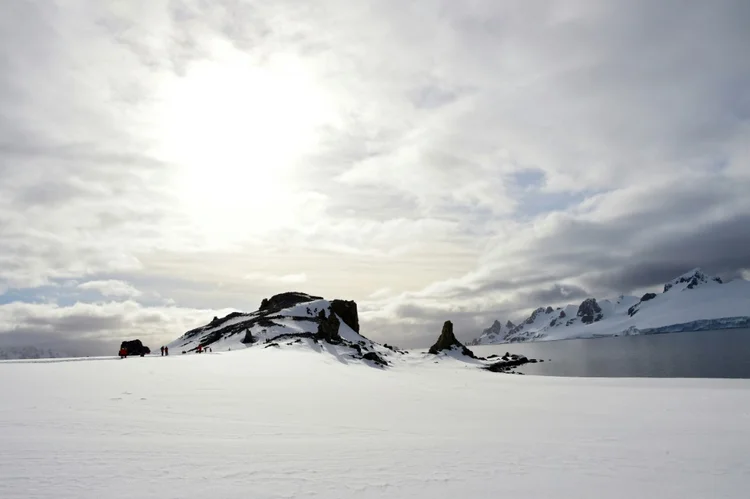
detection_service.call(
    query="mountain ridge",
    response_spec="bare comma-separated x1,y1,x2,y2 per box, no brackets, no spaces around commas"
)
469,268,750,344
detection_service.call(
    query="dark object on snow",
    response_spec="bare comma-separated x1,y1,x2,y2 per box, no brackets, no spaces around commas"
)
362,352,388,366
330,299,360,333
120,339,150,357
259,292,323,314
641,292,657,302
428,321,476,358
241,328,256,344
485,356,530,373
316,309,341,343
265,342,280,348
577,298,603,324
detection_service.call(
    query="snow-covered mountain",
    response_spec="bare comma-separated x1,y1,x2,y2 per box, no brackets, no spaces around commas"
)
470,268,750,344
168,292,399,366
474,320,517,344
0,346,69,360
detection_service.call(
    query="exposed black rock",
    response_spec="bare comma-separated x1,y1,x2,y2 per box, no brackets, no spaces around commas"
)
485,356,529,372
330,299,360,333
628,292,659,317
428,321,476,358
120,339,150,357
559,310,566,319
316,309,341,343
524,307,546,325
577,298,603,324
259,292,323,314
241,329,256,344
545,306,554,314
663,269,722,292
362,352,388,366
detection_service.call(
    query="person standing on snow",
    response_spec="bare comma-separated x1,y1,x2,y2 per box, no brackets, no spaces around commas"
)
197,344,203,354
160,346,165,356
164,346,169,356
119,347,127,359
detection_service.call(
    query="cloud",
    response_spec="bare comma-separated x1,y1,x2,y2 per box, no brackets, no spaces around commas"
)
78,280,143,298
0,1,749,351
0,301,233,356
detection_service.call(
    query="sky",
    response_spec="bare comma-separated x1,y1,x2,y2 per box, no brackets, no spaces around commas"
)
1,0,749,354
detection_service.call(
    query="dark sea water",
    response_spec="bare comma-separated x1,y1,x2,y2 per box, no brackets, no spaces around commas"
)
471,328,750,378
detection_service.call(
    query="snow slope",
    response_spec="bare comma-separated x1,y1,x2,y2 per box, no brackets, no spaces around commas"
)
472,269,750,344
166,292,398,366
2,349,749,499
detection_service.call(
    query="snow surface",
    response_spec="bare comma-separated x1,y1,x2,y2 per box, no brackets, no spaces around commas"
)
473,269,750,344
2,349,750,499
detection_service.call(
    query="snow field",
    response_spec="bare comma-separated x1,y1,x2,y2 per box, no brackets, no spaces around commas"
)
1,348,749,499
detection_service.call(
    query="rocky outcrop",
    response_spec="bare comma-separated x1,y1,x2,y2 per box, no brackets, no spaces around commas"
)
664,268,722,293
428,321,476,358
362,351,388,366
241,329,256,344
628,293,659,317
259,292,324,313
577,298,603,324
330,299,359,333
120,339,150,356
524,307,546,325
316,309,341,343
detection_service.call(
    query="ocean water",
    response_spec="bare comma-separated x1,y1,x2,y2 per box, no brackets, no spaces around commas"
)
471,328,750,378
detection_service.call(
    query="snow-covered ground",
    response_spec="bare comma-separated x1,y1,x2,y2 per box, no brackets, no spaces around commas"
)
2,348,749,498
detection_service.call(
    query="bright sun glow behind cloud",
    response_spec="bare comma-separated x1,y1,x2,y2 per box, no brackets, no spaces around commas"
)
154,48,335,241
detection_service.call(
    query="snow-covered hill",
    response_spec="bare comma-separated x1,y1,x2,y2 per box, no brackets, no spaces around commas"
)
470,268,750,344
168,292,400,366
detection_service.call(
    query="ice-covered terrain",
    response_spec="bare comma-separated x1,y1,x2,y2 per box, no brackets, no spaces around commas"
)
471,268,750,344
2,346,750,499
166,292,399,367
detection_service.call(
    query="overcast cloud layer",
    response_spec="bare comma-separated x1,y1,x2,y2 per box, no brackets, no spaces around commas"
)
1,0,749,352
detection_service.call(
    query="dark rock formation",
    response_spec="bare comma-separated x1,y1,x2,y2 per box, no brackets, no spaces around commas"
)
259,292,323,313
428,321,476,358
545,306,554,314
577,298,603,324
485,356,530,372
120,339,150,357
241,329,255,344
664,269,722,292
524,307,546,325
362,352,388,366
559,310,566,319
330,299,360,333
316,309,341,343
628,293,657,317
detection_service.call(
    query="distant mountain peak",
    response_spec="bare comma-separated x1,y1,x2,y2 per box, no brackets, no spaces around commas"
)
663,268,722,293
471,267,747,345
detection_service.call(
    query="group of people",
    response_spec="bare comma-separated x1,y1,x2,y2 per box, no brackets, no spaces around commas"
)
160,346,169,356
196,345,212,353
